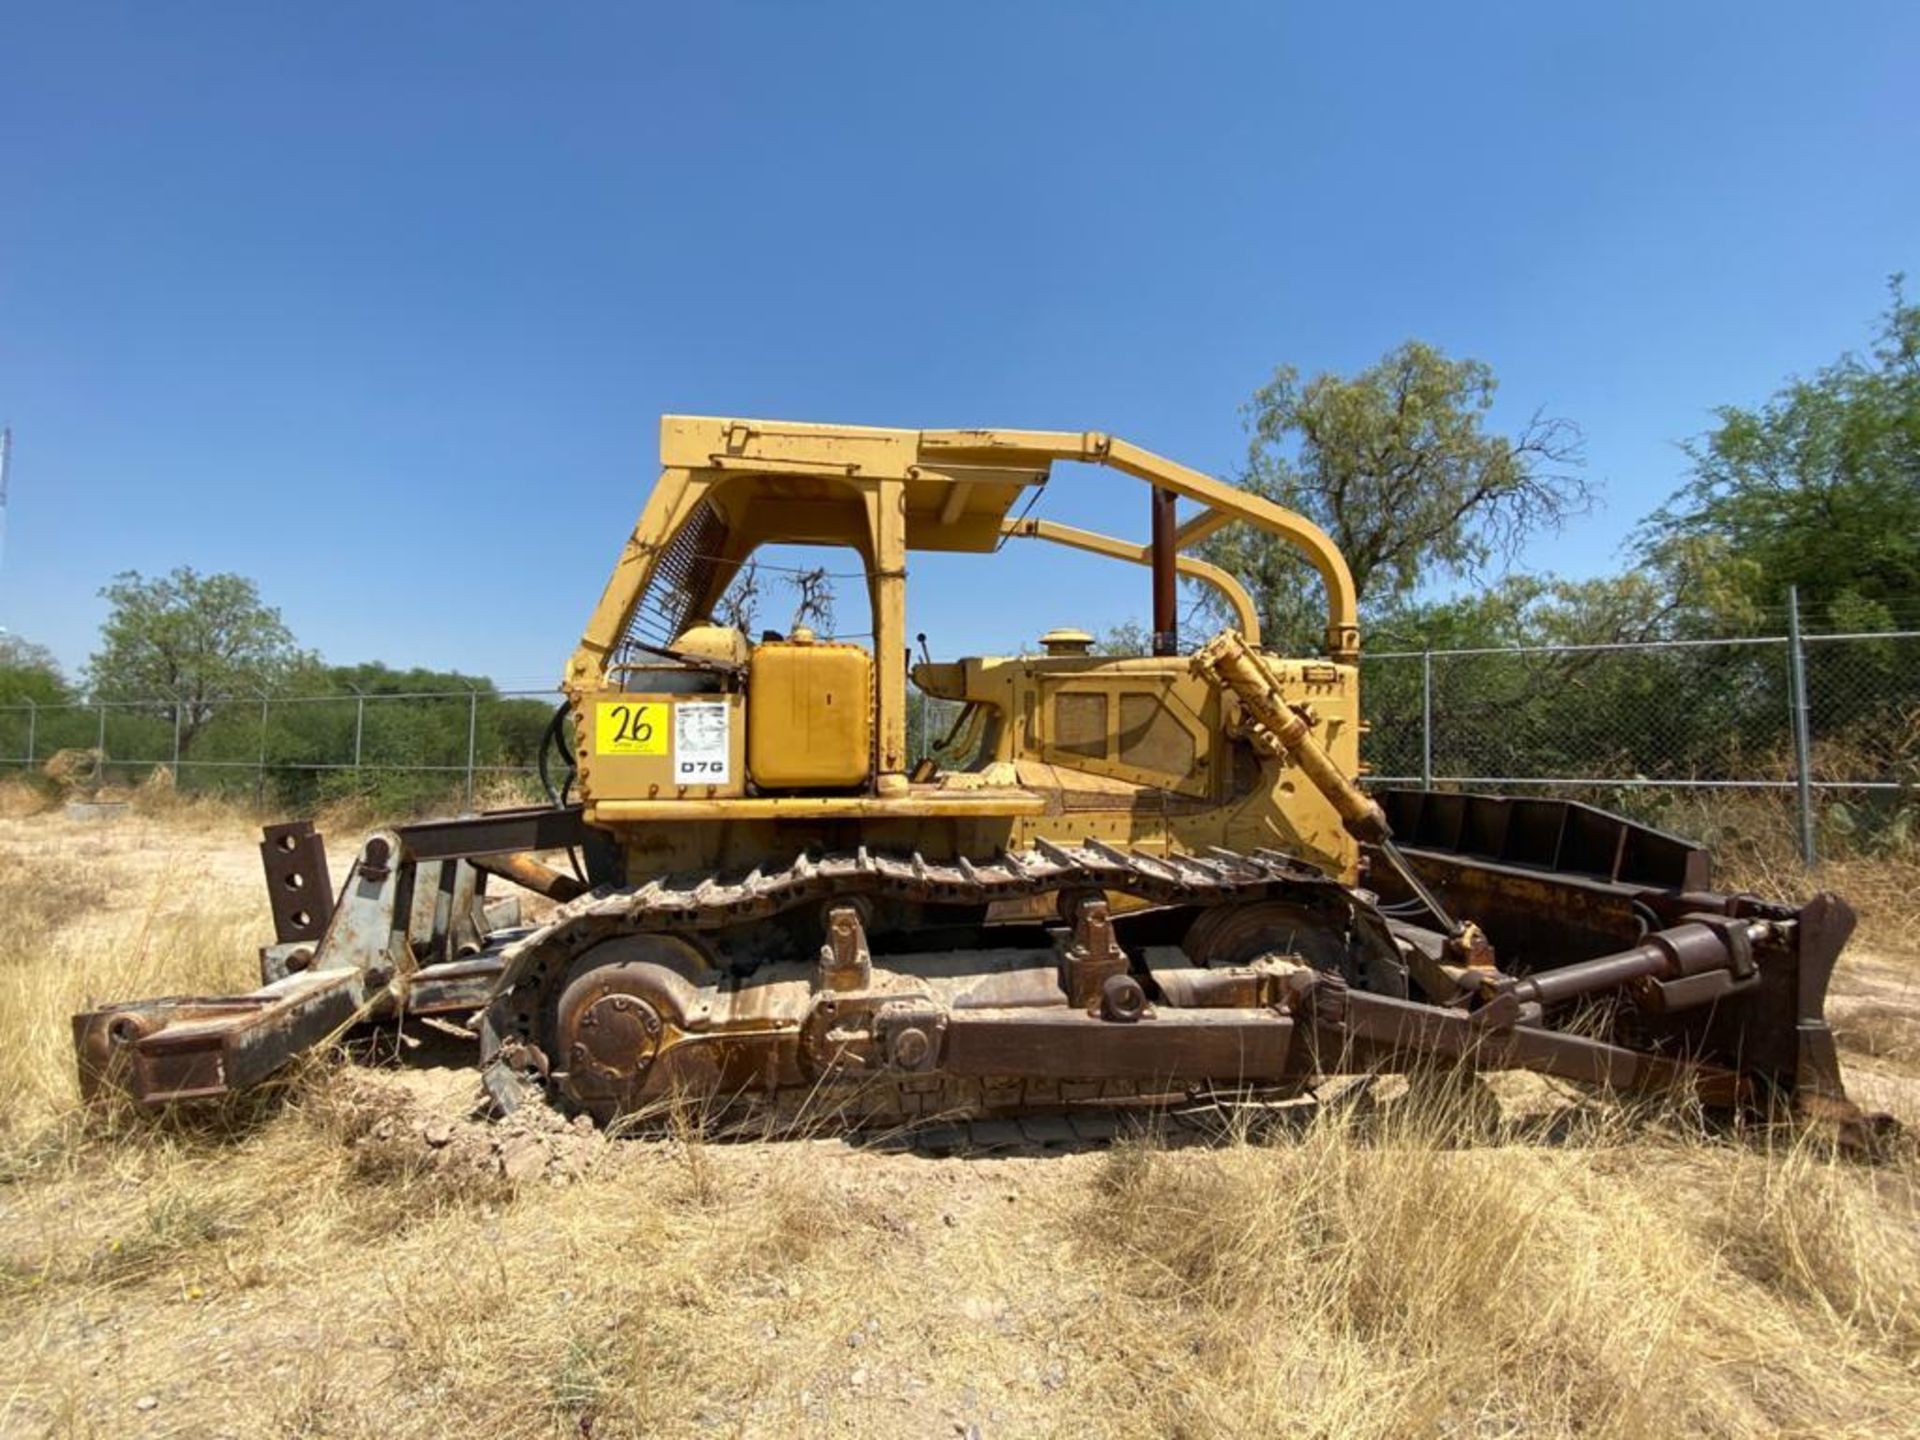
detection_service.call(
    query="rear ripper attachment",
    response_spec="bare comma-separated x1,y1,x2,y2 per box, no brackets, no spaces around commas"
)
72,813,572,1106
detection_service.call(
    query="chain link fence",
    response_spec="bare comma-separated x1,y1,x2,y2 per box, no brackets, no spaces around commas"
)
1361,625,1920,865
0,688,561,814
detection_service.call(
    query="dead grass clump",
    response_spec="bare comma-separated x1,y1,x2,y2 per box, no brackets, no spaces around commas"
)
125,782,260,835
1722,848,1920,960
0,1120,327,1300
313,1144,902,1439
1061,1093,1920,1439
0,868,258,1131
1706,1138,1920,1359
0,774,55,817
0,864,112,939
309,790,382,838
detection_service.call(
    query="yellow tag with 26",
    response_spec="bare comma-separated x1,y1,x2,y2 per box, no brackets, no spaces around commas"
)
596,701,668,756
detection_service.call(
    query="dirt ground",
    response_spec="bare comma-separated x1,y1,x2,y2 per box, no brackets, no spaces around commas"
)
2,806,1918,1439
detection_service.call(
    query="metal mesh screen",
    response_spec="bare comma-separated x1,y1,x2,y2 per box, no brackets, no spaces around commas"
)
618,500,728,656
1054,693,1109,759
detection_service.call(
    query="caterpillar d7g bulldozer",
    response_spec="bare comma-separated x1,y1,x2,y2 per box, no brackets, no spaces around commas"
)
73,418,1882,1141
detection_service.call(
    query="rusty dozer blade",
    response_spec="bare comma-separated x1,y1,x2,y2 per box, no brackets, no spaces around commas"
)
1362,791,1893,1148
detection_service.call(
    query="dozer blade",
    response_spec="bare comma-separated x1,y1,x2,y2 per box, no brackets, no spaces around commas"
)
1364,791,1885,1141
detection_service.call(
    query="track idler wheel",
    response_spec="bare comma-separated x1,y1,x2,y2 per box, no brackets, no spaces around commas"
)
550,946,706,1121
564,988,660,1100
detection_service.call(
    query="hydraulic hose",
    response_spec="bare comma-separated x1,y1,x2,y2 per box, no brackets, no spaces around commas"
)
539,700,589,886
538,702,574,808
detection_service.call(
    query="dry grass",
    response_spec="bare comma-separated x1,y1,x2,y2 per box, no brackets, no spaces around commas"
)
1634,786,1920,956
0,809,264,1127
1,810,1918,1438
1069,1097,1920,1438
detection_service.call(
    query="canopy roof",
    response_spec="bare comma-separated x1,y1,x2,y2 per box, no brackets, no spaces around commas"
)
661,415,1047,555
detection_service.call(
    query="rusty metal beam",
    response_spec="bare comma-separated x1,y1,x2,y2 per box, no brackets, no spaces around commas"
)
946,1008,1296,1080
1151,486,1179,655
73,969,367,1106
397,805,589,861
470,851,588,902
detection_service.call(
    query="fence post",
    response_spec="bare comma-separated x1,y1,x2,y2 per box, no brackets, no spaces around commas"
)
256,693,271,810
96,701,107,755
353,692,365,776
1420,650,1434,790
1786,586,1817,868
464,691,479,812
24,698,35,766
170,702,183,774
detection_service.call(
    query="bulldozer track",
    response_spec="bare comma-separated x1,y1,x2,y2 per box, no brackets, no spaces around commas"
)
495,839,1386,999
510,840,1361,946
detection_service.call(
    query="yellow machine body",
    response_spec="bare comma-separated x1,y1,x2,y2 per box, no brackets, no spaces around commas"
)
565,416,1370,888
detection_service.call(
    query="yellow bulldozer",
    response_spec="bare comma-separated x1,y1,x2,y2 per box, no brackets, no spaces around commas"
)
74,418,1884,1142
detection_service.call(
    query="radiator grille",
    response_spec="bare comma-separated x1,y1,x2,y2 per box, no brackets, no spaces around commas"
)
617,500,727,661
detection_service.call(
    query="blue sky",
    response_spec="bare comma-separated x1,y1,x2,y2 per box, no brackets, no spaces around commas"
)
2,3,1914,691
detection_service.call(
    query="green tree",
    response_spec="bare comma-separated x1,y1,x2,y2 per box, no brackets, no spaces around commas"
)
1201,341,1588,651
1094,620,1149,657
1639,277,1920,632
88,568,306,754
0,633,70,707
236,660,554,813
0,632,72,764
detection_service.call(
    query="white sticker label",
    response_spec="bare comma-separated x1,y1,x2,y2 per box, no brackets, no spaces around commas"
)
673,701,731,785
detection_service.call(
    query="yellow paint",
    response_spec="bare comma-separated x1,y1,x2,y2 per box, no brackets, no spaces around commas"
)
595,700,668,756
590,792,1045,822
583,692,749,801
747,638,873,789
565,417,1362,795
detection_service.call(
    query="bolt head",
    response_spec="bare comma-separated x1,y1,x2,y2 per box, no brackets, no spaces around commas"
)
891,1027,932,1069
